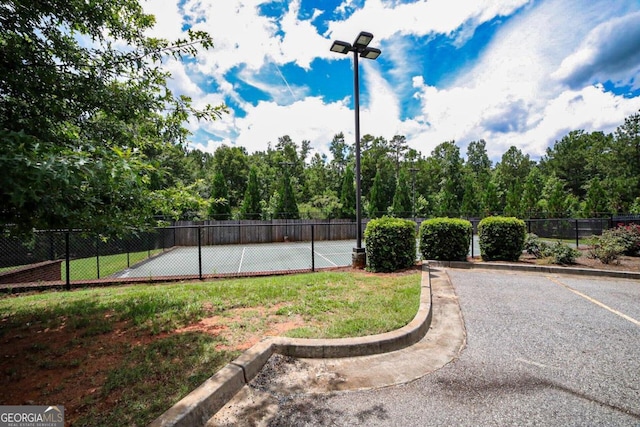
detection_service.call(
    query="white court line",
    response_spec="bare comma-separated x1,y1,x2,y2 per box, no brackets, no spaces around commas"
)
547,276,640,327
238,247,247,273
315,251,338,266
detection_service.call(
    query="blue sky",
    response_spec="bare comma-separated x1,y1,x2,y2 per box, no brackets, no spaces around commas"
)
144,0,640,161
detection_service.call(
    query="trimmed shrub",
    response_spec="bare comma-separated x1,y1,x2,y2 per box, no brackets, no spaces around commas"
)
478,216,526,261
419,218,471,261
524,233,580,264
364,216,417,272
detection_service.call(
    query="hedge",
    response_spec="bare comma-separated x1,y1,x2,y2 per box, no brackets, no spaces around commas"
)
419,217,471,261
478,216,526,261
364,216,416,272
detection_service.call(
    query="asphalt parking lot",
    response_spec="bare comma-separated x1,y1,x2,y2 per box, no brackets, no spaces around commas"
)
252,269,640,426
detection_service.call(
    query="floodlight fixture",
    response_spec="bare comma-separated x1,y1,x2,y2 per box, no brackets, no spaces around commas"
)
330,40,351,54
329,31,382,268
360,47,381,60
353,31,374,49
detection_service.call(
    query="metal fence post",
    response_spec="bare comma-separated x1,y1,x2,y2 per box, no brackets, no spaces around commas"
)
470,226,474,258
311,224,315,272
198,226,203,280
96,235,100,279
65,231,70,290
575,219,579,248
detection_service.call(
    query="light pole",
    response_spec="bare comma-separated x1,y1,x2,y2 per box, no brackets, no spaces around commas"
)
330,31,381,268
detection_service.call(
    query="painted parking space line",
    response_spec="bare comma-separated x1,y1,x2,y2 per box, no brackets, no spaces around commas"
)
547,276,640,327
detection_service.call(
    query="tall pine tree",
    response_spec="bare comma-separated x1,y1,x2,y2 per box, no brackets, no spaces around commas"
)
240,167,262,219
392,168,412,217
209,170,231,220
339,166,356,219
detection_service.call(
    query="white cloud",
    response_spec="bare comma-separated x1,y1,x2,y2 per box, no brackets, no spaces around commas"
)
230,97,354,157
141,0,185,40
142,0,640,164
408,0,640,160
552,11,640,89
279,0,333,70
325,0,531,42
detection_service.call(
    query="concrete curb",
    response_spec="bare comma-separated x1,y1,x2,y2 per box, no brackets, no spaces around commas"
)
149,264,434,427
429,260,640,280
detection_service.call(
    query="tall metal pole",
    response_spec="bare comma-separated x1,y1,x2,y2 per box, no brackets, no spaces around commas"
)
353,51,362,251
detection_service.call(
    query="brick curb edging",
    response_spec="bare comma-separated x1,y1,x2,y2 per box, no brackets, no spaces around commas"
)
428,260,640,280
148,264,435,427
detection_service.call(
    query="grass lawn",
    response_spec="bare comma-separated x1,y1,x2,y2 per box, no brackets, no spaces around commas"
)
0,268,421,426
62,249,164,281
0,250,163,281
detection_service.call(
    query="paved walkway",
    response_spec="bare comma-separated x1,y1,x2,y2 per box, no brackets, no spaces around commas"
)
207,267,640,426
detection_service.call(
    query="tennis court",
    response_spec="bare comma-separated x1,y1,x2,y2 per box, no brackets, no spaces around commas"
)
113,237,481,279
114,240,357,278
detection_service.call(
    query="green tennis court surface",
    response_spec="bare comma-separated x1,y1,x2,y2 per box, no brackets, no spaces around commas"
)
114,240,357,278
114,238,481,279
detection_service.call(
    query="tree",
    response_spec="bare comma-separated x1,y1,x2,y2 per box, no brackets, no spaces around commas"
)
392,168,412,217
339,166,356,220
212,145,249,208
390,135,409,174
209,171,231,220
432,141,464,216
304,153,331,203
0,0,225,236
368,169,387,218
542,175,568,217
328,133,351,193
462,140,492,216
493,146,533,210
521,167,544,217
240,167,262,220
274,167,299,219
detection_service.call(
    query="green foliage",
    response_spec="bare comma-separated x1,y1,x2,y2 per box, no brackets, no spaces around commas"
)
240,167,262,220
368,169,388,218
339,166,356,220
151,181,207,220
391,168,412,217
586,234,625,264
209,171,231,220
522,167,544,217
610,223,640,255
524,233,549,258
432,141,464,216
525,234,581,264
0,0,225,235
589,224,640,263
274,167,299,219
478,216,526,261
419,218,471,261
299,192,342,219
546,241,581,265
364,217,417,272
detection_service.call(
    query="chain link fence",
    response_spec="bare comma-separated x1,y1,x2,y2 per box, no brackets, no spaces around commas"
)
2,216,638,290
0,221,360,289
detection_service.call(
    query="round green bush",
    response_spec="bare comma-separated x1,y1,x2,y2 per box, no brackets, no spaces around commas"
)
478,216,526,261
419,218,471,261
364,216,416,272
